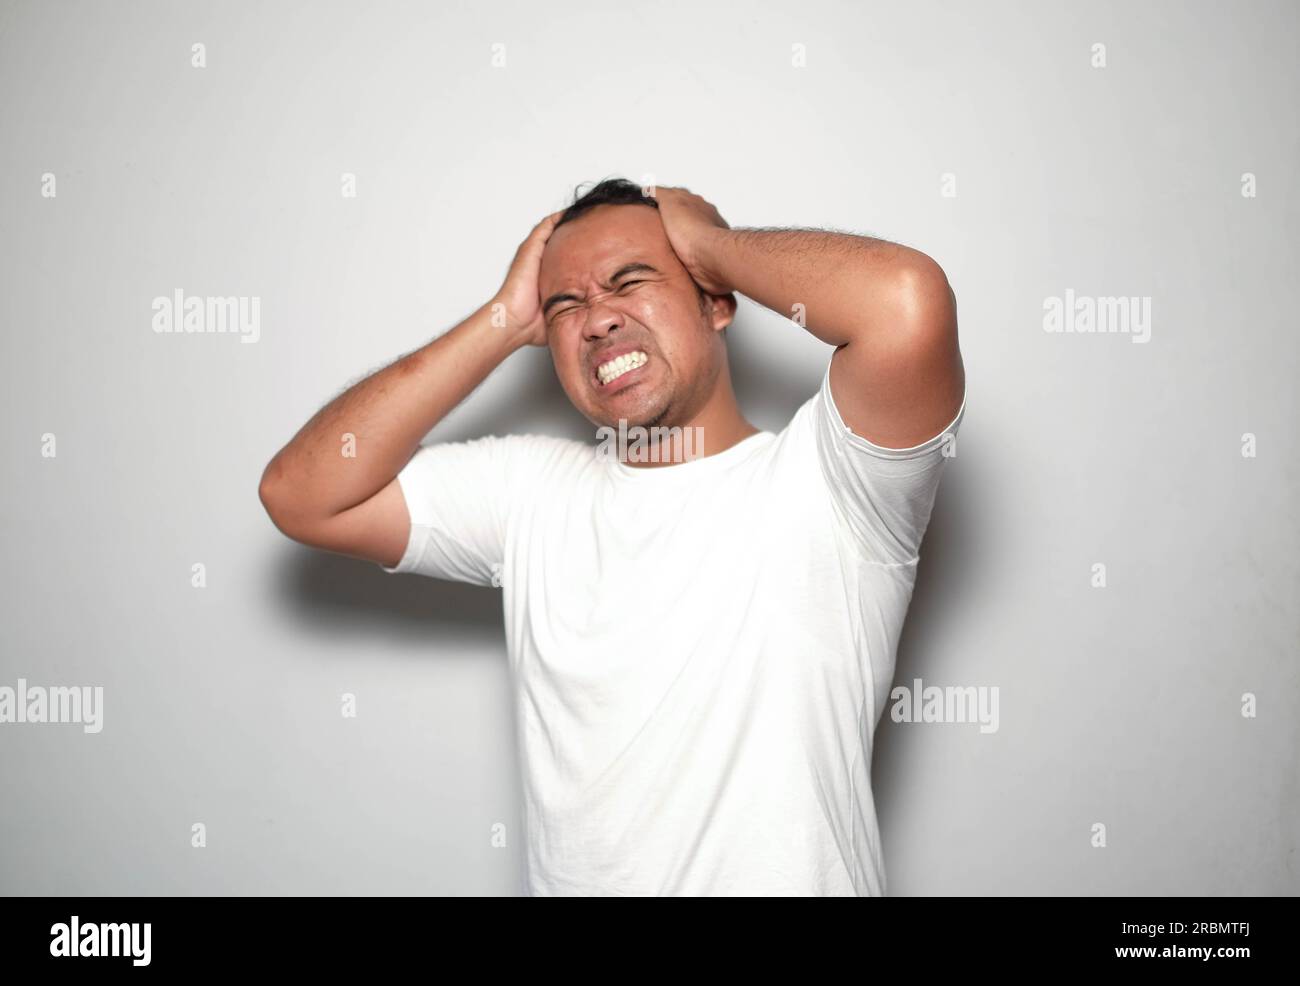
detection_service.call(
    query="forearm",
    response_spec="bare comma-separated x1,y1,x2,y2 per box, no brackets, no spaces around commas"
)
701,227,940,347
259,299,527,524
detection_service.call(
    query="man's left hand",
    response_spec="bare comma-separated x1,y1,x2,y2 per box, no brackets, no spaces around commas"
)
653,185,733,295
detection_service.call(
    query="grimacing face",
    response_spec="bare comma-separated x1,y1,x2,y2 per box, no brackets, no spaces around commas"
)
538,203,736,431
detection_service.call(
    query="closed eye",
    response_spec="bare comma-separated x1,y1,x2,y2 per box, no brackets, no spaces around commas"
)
554,281,645,318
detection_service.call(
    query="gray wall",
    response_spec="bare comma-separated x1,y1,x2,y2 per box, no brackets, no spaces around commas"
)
1,0,1295,895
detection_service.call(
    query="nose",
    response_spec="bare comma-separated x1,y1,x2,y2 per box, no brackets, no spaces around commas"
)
581,296,624,340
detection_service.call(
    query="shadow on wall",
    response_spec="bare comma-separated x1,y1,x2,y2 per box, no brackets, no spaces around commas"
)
872,460,976,807
270,547,507,649
727,327,823,420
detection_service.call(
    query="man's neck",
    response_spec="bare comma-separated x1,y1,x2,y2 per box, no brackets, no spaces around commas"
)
621,388,759,469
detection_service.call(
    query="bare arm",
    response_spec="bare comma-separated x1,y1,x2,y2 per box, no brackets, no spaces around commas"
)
654,188,965,450
257,211,562,567
706,227,964,449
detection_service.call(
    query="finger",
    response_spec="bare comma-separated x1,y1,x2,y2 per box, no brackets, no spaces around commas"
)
526,211,564,249
516,212,559,259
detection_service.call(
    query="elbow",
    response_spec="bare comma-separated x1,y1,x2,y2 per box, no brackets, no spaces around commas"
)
258,462,302,541
891,253,957,340
258,461,342,549
257,460,282,517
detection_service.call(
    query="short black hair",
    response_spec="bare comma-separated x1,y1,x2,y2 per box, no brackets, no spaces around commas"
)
557,177,712,315
556,177,658,229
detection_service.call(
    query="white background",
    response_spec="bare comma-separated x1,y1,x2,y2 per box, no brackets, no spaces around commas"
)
1,0,1296,894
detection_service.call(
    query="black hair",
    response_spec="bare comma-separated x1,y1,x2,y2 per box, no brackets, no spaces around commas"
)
556,177,658,229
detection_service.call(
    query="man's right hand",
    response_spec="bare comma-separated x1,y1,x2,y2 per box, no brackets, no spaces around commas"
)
491,210,564,347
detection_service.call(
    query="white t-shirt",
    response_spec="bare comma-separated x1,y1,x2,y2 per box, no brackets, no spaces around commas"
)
381,359,965,895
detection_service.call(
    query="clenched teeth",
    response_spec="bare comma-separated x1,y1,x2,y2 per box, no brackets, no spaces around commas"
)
596,351,648,386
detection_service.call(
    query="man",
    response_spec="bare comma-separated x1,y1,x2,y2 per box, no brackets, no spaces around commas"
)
258,178,966,896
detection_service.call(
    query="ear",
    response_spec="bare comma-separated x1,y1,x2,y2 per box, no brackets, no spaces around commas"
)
706,291,737,333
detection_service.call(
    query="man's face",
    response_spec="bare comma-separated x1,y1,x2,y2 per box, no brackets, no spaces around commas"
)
538,203,734,430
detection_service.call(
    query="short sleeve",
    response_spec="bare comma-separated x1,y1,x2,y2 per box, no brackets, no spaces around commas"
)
812,360,966,565
379,434,543,585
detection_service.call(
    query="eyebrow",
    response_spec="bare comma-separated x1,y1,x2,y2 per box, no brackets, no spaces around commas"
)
542,262,660,318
